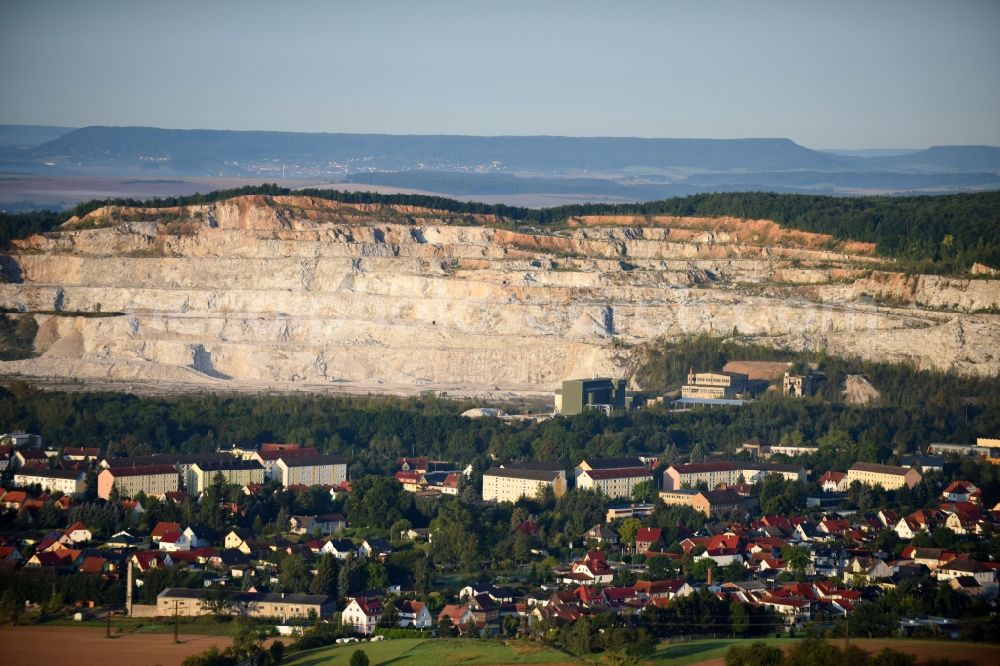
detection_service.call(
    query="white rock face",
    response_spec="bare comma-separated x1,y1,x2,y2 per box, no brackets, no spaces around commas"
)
1,195,998,395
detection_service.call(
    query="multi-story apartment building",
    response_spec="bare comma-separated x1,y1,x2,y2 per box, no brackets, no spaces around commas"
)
482,463,567,502
188,459,265,494
847,462,922,490
273,454,347,488
662,461,806,491
659,488,749,517
14,468,87,496
979,438,1000,464
97,465,179,500
250,446,319,481
575,458,651,499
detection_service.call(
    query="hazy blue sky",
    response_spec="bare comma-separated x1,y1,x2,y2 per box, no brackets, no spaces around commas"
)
2,0,999,148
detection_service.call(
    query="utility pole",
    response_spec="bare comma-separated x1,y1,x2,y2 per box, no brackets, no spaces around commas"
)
174,600,180,643
106,609,112,638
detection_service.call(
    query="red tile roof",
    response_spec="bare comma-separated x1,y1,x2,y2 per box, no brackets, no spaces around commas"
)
151,522,181,539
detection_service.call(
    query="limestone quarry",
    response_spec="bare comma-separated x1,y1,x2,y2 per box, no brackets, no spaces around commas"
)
0,195,997,398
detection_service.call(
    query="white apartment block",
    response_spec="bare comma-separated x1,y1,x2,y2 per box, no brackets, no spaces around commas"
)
847,462,921,490
482,465,567,502
663,461,806,491
575,458,652,499
14,468,87,496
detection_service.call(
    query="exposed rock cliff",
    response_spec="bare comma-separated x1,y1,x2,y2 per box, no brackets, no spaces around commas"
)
0,195,997,395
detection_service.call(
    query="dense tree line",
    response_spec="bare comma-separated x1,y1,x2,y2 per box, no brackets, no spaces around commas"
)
1,331,997,494
724,637,946,666
2,186,998,271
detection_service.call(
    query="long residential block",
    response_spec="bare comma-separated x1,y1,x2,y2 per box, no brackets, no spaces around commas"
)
482,463,567,502
98,465,180,500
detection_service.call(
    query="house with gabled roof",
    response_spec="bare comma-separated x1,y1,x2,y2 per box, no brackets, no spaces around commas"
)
635,527,663,553
632,578,694,601
151,521,181,542
131,550,173,572
560,550,614,586
942,481,979,504
320,538,356,560
949,575,984,596
78,555,109,575
530,603,584,627
0,489,29,510
396,598,433,628
27,549,78,570
582,523,618,544
342,597,383,635
819,471,849,493
359,538,393,560
62,521,92,544
289,513,345,535
439,603,478,632
759,594,811,625
157,530,191,552
843,556,892,585
223,529,254,554
935,559,995,586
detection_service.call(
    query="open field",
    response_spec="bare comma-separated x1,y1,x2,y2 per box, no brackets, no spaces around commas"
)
645,637,1000,666
0,625,241,666
283,638,576,666
1,628,997,666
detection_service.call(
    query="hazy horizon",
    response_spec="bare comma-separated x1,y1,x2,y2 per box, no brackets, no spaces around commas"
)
2,122,996,154
2,1,999,150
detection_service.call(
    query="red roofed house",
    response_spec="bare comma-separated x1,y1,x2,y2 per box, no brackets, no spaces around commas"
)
759,594,811,625
0,490,29,510
0,545,23,565
131,550,173,572
819,471,849,493
438,603,479,632
151,521,182,542
635,527,663,553
562,550,614,586
157,531,192,552
78,556,108,575
340,597,382,636
27,549,77,570
942,481,979,504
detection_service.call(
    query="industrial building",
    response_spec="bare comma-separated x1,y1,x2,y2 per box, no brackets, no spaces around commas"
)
554,377,627,415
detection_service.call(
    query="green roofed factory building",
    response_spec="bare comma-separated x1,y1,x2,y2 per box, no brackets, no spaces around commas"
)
554,377,627,416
